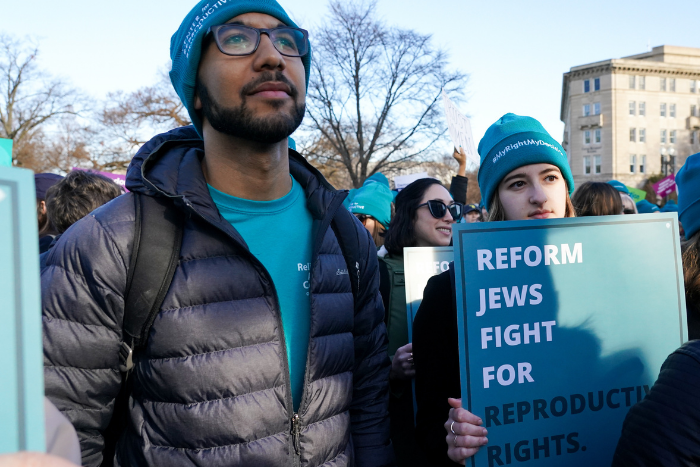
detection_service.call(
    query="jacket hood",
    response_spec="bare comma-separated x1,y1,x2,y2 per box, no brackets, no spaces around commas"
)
126,126,345,222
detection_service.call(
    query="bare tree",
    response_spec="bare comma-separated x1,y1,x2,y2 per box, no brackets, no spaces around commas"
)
94,68,190,171
300,0,467,188
0,34,81,169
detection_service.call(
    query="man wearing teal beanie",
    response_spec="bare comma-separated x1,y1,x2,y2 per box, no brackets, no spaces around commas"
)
477,113,575,211
40,1,394,466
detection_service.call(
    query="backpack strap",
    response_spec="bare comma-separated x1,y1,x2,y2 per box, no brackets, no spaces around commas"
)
119,193,184,372
330,208,362,306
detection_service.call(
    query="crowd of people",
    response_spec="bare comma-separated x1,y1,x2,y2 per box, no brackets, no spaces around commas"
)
5,0,698,466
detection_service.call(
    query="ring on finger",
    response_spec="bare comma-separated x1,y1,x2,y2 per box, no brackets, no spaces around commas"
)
450,421,456,435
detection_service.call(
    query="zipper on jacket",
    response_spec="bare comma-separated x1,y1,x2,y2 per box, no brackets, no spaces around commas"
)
291,413,301,456
178,196,300,464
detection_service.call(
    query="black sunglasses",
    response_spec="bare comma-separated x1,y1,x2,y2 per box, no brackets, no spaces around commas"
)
417,200,464,221
207,24,309,57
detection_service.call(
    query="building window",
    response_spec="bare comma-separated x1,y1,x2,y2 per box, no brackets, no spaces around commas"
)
629,75,636,89
639,76,645,90
594,77,600,91
629,128,636,142
661,129,667,144
670,104,676,118
629,101,636,116
660,103,667,117
630,154,637,173
640,155,646,174
583,80,590,93
692,80,698,93
583,156,591,175
639,102,646,116
670,78,676,92
595,129,601,144
691,130,697,145
660,78,667,91
594,155,601,174
594,102,601,115
670,130,676,144
639,128,646,142
692,104,698,117
584,130,591,145
583,104,590,116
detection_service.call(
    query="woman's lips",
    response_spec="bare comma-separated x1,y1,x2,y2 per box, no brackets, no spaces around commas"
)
529,211,553,219
436,227,452,236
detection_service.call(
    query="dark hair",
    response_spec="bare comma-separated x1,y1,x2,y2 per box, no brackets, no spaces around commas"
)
571,182,622,217
46,171,123,234
683,231,700,305
384,178,444,256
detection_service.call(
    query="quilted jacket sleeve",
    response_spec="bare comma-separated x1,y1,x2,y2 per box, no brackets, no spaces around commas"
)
612,340,700,466
350,224,395,467
42,200,132,467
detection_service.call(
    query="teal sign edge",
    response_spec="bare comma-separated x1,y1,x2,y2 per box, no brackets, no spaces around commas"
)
0,166,45,453
452,214,687,467
0,138,12,167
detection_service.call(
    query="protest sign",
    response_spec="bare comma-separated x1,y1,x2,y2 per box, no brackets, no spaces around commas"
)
452,214,686,467
404,246,454,341
394,172,431,191
442,89,479,167
0,138,12,167
652,174,676,198
72,167,128,192
0,167,45,454
626,186,647,203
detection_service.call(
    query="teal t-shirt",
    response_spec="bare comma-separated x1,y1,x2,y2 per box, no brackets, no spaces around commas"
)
208,177,313,411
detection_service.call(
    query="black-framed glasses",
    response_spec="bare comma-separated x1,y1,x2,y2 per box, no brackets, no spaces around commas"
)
207,24,309,57
418,200,464,221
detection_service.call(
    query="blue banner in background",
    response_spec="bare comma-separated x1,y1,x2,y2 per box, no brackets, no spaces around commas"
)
0,167,45,454
453,214,687,467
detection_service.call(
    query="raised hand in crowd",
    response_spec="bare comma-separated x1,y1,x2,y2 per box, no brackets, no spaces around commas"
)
452,147,467,177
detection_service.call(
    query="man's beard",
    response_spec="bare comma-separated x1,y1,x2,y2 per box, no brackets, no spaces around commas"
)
197,71,306,144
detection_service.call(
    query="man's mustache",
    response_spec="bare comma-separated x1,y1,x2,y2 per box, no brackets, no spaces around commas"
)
241,72,299,99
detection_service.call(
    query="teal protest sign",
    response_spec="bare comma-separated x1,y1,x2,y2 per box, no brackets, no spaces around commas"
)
453,214,686,467
0,138,12,167
404,246,454,342
0,167,45,454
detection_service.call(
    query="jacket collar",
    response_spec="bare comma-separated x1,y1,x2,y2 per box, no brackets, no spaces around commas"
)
125,126,347,224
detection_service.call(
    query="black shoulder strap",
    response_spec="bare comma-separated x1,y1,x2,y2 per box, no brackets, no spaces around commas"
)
119,193,184,371
330,208,362,305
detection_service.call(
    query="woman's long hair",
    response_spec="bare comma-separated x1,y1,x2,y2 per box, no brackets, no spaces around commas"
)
384,178,444,256
487,183,576,221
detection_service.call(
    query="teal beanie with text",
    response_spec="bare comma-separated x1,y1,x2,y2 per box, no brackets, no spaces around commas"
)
169,0,312,136
477,113,574,211
348,175,393,229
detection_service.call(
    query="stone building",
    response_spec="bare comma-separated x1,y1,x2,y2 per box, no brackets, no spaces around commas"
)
560,45,700,189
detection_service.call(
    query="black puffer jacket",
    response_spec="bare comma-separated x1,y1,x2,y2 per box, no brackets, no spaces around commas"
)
42,126,393,467
612,340,700,466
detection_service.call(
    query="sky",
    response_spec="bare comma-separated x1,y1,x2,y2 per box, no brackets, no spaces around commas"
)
2,0,699,157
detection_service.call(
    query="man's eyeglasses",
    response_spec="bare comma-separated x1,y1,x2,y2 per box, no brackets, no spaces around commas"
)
207,24,309,57
418,200,464,221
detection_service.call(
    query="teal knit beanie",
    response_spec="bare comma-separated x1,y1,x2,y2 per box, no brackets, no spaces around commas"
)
661,199,678,213
636,199,660,214
348,178,393,229
477,113,574,210
607,180,630,196
677,152,700,239
169,0,312,136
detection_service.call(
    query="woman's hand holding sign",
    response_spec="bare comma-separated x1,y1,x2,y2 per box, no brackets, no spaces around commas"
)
446,397,488,464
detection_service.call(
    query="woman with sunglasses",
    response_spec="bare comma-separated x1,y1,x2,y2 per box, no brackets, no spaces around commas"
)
378,178,464,466
412,114,576,465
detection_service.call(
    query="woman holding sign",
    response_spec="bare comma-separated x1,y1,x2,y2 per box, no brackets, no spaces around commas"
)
413,114,576,465
380,177,464,465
